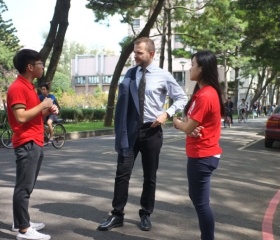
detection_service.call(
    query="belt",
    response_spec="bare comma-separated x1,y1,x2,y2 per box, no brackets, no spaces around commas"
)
141,122,153,128
140,122,162,129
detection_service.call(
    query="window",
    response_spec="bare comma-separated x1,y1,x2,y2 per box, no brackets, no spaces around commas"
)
173,72,183,83
133,19,140,28
174,34,182,43
103,75,112,84
88,76,99,84
75,76,86,85
119,75,124,83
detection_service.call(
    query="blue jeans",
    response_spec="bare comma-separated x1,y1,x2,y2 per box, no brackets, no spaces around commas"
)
187,156,219,240
13,141,44,230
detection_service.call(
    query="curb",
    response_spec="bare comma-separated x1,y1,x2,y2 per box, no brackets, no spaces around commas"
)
66,128,115,140
65,122,174,140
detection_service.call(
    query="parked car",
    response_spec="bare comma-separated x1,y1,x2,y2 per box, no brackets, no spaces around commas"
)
264,105,280,148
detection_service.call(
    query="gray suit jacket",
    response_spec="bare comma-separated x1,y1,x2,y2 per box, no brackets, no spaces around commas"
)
115,66,140,156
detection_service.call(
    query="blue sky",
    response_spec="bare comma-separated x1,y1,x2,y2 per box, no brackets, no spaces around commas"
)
4,0,128,53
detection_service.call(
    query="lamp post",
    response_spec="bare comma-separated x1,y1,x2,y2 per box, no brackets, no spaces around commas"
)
179,60,186,85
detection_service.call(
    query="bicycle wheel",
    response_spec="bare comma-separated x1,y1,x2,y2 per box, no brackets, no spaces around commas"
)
243,113,247,123
245,112,248,122
44,125,50,146
1,129,13,149
238,114,242,123
52,123,66,149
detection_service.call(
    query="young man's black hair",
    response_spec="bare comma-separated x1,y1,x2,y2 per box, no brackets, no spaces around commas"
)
13,49,42,74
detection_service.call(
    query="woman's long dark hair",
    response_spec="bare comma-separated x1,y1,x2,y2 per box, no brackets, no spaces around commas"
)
184,50,225,117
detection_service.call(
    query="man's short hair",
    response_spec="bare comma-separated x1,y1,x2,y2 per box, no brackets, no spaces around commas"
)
40,83,49,91
13,49,41,74
134,37,155,52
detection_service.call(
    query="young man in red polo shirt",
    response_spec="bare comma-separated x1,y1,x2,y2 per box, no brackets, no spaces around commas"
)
7,49,59,240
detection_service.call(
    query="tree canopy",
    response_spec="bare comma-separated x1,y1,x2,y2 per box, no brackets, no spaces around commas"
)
0,0,21,101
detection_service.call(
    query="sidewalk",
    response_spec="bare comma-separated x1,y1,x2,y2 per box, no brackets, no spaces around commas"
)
66,128,115,140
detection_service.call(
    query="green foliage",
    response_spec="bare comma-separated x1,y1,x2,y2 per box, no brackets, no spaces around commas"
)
64,121,113,133
93,109,106,120
119,36,135,51
59,108,75,121
0,1,20,98
175,0,244,57
86,0,142,22
74,108,84,121
172,48,192,58
61,108,84,122
0,42,15,70
82,108,94,121
236,0,280,71
0,0,21,51
51,71,72,94
59,108,106,122
0,109,6,122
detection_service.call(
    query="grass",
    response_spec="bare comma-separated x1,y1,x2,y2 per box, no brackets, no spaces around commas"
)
63,120,174,133
63,121,113,133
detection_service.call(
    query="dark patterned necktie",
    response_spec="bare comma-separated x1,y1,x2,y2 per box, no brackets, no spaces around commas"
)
138,68,146,124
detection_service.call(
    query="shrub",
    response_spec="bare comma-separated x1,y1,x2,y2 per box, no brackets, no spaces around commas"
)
74,108,83,122
93,109,106,121
60,108,75,122
58,108,106,122
0,110,6,122
82,109,94,121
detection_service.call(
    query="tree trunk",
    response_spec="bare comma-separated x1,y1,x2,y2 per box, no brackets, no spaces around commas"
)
37,0,70,90
234,67,240,113
166,1,173,107
104,0,165,127
159,5,167,68
251,69,276,106
223,50,228,99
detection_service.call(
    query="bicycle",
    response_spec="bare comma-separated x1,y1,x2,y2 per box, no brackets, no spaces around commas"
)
44,119,66,149
0,100,13,149
238,109,247,123
0,117,13,149
224,108,232,128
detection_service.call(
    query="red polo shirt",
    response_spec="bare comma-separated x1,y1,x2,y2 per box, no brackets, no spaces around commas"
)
186,86,222,158
7,75,44,147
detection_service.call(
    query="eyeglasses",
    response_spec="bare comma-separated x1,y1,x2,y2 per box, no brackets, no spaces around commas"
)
31,61,44,66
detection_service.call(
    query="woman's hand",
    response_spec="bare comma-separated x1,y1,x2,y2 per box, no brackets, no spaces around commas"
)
187,126,204,138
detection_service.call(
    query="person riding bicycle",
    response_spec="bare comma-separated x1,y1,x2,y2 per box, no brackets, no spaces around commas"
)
238,99,246,119
224,105,231,127
39,83,60,143
224,97,234,124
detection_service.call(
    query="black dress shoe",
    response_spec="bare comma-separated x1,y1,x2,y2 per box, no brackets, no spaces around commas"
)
97,215,124,231
139,215,152,231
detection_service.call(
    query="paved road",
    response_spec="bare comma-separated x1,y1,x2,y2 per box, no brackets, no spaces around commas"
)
0,117,279,240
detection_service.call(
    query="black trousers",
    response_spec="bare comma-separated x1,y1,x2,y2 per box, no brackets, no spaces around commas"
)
13,141,44,230
112,123,163,217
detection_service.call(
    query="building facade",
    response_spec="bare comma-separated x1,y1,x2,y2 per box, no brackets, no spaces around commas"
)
71,53,199,98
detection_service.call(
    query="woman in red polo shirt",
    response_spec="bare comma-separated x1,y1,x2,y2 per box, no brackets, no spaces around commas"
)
173,50,224,240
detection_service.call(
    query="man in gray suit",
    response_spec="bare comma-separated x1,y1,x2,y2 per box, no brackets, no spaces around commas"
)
98,37,187,231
